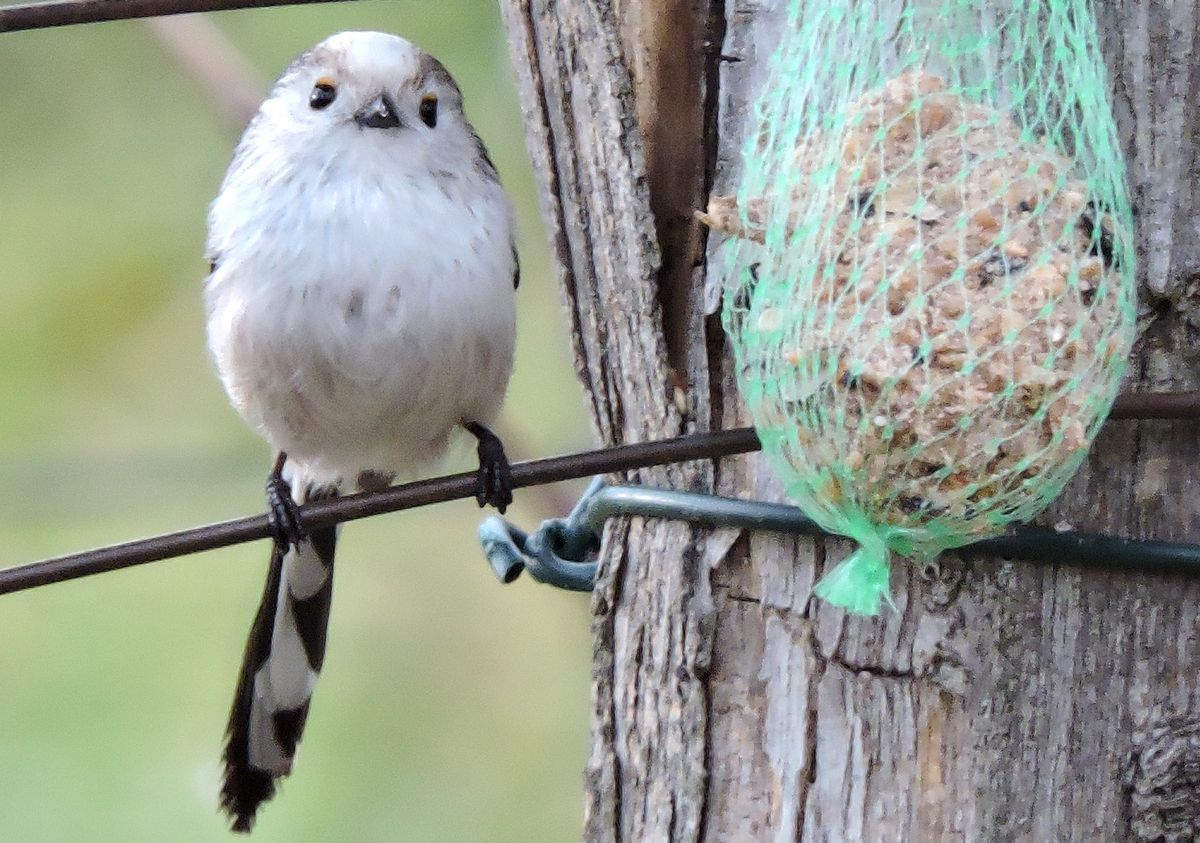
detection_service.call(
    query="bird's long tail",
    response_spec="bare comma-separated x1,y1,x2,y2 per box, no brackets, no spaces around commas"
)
219,477,339,832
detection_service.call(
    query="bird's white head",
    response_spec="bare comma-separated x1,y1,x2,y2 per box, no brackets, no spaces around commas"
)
206,30,509,283
234,31,494,183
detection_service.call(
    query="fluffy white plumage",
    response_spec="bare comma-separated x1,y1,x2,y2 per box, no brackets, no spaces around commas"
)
206,31,517,487
204,32,518,831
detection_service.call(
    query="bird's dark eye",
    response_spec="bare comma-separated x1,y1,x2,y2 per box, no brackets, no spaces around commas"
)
310,78,337,110
419,94,438,128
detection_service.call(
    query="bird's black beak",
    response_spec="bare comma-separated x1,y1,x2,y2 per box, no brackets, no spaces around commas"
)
354,93,402,129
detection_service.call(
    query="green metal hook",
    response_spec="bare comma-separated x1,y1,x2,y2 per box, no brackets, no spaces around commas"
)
479,479,1200,593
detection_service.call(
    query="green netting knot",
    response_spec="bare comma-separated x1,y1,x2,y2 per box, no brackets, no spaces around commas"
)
813,528,894,616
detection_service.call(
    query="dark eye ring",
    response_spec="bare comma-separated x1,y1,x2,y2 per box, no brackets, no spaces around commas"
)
419,94,438,128
310,79,337,110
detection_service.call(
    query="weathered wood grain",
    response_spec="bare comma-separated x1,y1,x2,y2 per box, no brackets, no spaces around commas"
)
499,3,715,841
498,0,1200,839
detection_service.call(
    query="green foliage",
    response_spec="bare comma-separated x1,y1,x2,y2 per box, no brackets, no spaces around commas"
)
0,3,591,839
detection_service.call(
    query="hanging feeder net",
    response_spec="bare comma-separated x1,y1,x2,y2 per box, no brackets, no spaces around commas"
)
701,0,1137,615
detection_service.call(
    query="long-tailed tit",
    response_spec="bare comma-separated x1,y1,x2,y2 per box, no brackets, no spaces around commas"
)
204,31,518,831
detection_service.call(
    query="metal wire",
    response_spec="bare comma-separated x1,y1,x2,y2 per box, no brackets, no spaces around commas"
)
2,387,1198,598
0,0,359,33
0,428,759,596
481,481,1200,592
1109,390,1200,419
479,477,606,591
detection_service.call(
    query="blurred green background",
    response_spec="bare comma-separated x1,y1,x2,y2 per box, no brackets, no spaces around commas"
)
0,2,594,840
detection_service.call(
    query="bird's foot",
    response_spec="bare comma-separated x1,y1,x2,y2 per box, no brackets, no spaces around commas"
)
464,422,514,513
266,453,306,550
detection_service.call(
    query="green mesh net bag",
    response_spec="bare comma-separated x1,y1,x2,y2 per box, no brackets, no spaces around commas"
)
701,0,1137,615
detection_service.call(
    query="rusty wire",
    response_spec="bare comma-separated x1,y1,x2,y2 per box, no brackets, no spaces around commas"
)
0,428,761,595
1,391,1197,597
0,0,358,33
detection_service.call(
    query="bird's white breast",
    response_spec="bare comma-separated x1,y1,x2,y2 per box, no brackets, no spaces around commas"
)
205,136,516,486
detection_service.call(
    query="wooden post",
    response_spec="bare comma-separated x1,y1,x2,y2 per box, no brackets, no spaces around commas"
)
499,1,1200,840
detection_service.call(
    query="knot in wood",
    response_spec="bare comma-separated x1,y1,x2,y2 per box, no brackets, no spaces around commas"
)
1130,717,1200,842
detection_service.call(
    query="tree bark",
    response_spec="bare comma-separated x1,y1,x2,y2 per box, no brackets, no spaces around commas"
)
499,1,1200,840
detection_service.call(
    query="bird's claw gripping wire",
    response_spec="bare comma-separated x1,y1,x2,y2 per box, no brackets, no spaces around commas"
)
465,422,514,513
265,453,306,550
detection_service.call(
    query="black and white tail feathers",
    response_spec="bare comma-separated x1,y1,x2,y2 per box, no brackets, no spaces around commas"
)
220,479,339,832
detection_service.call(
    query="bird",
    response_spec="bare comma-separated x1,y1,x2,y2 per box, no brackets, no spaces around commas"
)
203,31,518,831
